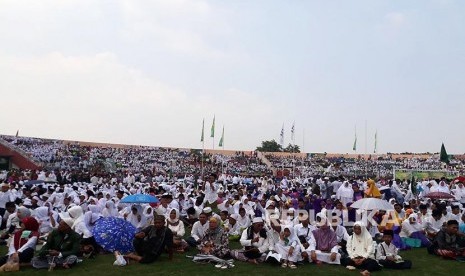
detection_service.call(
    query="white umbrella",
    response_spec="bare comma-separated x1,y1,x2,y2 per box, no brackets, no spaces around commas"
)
350,198,394,210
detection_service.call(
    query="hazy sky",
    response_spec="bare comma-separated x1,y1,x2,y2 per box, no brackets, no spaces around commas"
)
1,0,464,154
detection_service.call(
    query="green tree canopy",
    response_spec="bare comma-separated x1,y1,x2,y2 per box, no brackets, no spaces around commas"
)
283,144,301,153
256,139,282,152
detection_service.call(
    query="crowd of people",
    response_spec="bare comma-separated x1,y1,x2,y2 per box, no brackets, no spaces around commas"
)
266,153,464,179
0,169,463,273
0,135,464,274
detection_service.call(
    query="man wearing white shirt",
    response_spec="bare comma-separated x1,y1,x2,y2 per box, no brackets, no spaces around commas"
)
0,183,14,217
186,213,209,247
424,209,445,238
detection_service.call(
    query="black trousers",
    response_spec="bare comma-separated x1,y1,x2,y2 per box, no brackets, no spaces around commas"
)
341,257,382,272
0,248,35,266
133,237,163,264
379,259,412,269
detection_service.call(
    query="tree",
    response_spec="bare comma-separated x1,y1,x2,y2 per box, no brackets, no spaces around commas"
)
283,144,301,153
256,140,282,152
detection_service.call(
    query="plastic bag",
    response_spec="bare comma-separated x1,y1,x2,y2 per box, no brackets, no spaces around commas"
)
113,252,127,266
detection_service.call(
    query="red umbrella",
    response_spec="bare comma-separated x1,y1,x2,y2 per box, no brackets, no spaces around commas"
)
424,192,454,199
453,176,465,183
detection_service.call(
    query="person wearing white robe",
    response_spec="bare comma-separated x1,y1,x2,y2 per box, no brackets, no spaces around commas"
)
84,205,101,232
203,181,218,205
140,206,154,228
452,182,465,205
224,214,241,237
67,206,92,239
232,217,270,263
101,201,119,217
400,214,424,238
274,224,300,268
336,182,354,206
165,208,185,237
124,205,146,230
342,221,381,275
237,208,251,231
304,214,341,265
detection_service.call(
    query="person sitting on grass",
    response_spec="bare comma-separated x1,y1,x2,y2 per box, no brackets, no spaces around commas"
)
125,215,173,264
375,230,412,269
232,217,269,264
341,221,382,276
0,217,40,267
166,208,187,253
31,218,81,269
224,214,241,241
400,213,431,248
275,225,300,269
186,213,209,247
303,214,340,265
430,220,465,260
198,217,230,258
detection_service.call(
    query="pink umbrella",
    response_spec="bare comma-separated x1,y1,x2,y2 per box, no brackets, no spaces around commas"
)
424,192,454,199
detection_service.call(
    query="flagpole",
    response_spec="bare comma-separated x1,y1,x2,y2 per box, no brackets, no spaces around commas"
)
292,122,295,178
303,128,305,154
201,118,205,183
365,120,367,178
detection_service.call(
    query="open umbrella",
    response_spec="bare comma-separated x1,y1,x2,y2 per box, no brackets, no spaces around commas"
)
424,192,454,200
350,198,394,211
120,194,159,204
23,180,45,186
92,217,136,254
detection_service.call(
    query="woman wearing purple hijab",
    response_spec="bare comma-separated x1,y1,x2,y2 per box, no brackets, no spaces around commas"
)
302,214,340,264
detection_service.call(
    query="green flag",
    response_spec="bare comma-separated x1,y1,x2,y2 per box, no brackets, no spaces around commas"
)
200,119,205,142
210,115,215,138
440,143,449,164
219,126,224,147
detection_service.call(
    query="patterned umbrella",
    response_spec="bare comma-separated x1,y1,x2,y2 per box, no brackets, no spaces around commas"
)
92,217,136,254
424,192,454,199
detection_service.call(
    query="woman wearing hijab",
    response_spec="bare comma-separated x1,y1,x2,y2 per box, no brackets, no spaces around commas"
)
400,213,430,247
67,206,92,239
0,217,39,266
225,214,241,241
305,214,340,264
198,217,230,258
342,221,381,276
237,207,251,231
365,180,381,199
336,182,354,206
165,208,188,252
84,205,101,233
34,206,57,235
124,205,146,230
141,206,154,229
102,201,119,217
275,224,300,269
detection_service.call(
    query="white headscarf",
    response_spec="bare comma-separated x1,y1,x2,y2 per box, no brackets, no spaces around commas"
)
348,221,373,258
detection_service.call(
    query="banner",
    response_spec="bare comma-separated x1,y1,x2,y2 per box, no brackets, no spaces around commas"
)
394,169,458,180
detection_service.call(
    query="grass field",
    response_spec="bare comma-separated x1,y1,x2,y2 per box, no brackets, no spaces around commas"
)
3,242,462,276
